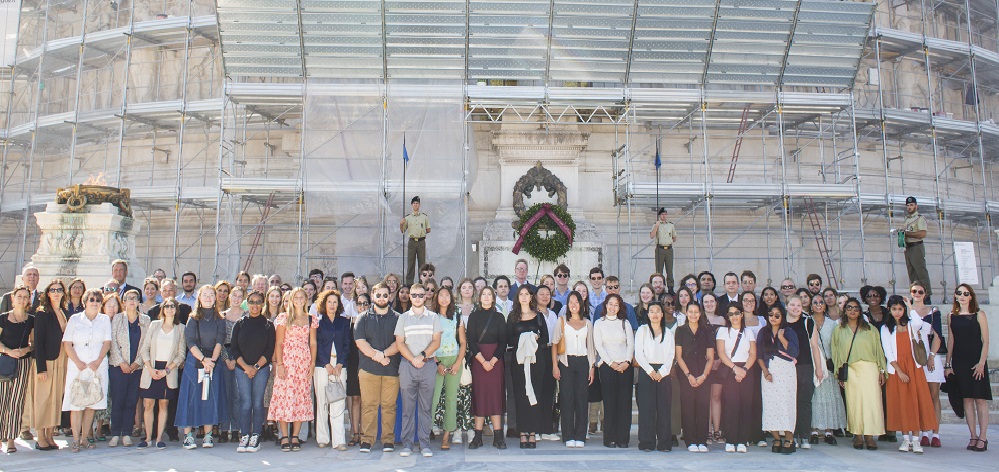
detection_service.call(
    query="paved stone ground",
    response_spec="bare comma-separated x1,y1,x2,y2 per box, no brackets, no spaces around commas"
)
1,424,995,471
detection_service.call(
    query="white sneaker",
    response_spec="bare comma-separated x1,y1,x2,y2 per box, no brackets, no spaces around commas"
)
697,444,708,453
542,434,561,441
421,448,433,457
236,435,249,453
737,443,748,453
108,436,120,447
122,436,132,447
577,441,584,449
452,431,463,444
912,441,923,453
566,440,575,448
899,438,911,452
688,444,699,452
758,440,768,447
400,447,412,457
801,441,811,450
725,443,736,452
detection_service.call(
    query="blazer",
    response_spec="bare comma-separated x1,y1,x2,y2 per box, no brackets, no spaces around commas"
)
109,312,151,367
139,320,187,389
880,316,931,375
33,309,66,373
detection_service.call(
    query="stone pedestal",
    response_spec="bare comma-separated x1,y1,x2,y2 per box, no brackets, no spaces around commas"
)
479,124,604,280
32,202,145,290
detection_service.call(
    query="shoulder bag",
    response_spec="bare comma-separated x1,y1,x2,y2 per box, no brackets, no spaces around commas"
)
815,321,835,372
716,328,743,381
909,322,929,366
0,317,30,382
556,317,566,355
837,326,860,383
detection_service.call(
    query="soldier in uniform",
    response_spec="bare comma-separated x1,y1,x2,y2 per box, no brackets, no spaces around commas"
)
649,208,678,295
401,196,431,284
902,196,931,302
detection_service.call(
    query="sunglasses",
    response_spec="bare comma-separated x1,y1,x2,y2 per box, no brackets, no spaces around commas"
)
124,297,139,302
606,285,620,290
845,305,861,311
442,286,453,291
87,297,103,303
421,272,433,277
955,290,971,297
780,285,795,290
590,276,603,281
910,289,925,294
768,313,782,319
103,287,118,292
555,273,568,278
410,293,426,299
373,293,390,299
812,300,825,305
808,282,821,286
246,300,263,305
49,287,65,293
358,302,371,306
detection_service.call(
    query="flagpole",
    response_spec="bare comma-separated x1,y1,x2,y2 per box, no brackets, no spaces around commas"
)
655,131,661,210
402,134,408,276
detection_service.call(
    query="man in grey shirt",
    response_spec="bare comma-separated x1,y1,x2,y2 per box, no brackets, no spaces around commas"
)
394,283,442,458
353,283,401,453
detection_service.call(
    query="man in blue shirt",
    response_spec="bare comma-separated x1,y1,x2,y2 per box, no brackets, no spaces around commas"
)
587,267,606,311
591,276,638,330
176,271,199,307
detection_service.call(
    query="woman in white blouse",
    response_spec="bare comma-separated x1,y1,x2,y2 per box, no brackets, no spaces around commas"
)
62,288,113,453
551,291,596,448
593,293,635,448
716,303,757,453
635,302,676,452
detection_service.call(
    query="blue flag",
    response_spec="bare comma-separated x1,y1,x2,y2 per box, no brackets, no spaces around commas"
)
654,139,661,169
403,135,410,164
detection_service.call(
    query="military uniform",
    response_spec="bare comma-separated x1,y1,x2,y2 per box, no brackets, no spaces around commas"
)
903,210,931,299
653,221,677,293
403,212,431,284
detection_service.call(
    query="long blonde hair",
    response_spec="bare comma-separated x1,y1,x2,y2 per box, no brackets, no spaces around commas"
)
283,287,310,326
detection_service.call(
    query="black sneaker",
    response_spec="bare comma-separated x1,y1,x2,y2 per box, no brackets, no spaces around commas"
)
246,434,260,453
359,442,372,453
382,443,394,452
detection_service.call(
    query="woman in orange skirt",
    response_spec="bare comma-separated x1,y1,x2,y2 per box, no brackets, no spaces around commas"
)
881,295,938,454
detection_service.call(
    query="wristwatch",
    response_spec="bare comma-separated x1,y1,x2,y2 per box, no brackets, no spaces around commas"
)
253,363,260,370
418,350,426,359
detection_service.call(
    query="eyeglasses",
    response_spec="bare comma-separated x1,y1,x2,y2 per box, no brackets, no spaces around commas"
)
555,273,568,278
246,301,263,305
410,293,426,299
910,289,925,295
358,302,371,306
49,288,65,293
780,285,795,290
373,293,390,299
955,290,972,297
103,287,117,292
845,305,861,312
124,296,139,302
606,285,620,290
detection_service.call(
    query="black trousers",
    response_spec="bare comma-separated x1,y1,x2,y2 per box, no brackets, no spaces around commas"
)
598,364,633,446
637,365,673,451
538,346,557,434
749,365,766,442
679,377,710,445
559,356,590,442
504,350,517,431
721,363,755,445
795,364,815,438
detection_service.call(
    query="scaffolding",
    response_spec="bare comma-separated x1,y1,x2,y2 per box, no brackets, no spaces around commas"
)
0,0,997,299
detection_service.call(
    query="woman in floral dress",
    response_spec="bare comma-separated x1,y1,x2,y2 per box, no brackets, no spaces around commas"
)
268,288,318,452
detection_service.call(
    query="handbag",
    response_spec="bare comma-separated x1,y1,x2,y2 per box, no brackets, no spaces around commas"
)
0,320,30,382
716,328,743,381
459,364,472,386
838,326,860,383
909,323,929,366
325,377,347,403
69,369,104,407
815,319,835,372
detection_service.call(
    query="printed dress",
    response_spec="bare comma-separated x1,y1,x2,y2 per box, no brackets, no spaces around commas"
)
267,313,318,422
811,318,847,430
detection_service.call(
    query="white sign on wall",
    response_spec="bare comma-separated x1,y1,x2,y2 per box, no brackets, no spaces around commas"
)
953,241,979,286
1,0,22,67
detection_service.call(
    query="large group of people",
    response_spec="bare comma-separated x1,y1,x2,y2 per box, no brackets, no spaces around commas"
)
0,257,991,458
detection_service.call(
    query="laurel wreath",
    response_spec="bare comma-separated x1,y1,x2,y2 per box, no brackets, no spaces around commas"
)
515,203,576,262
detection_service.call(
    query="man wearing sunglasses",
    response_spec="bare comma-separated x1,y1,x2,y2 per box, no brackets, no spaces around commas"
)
353,283,401,454
588,267,607,311
901,196,932,303
552,264,572,307
394,284,443,458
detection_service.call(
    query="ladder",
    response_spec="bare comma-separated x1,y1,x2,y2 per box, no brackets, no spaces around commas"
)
803,197,839,289
242,192,276,272
726,104,753,183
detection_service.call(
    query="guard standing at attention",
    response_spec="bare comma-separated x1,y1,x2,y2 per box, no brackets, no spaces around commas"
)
649,208,678,295
901,196,931,302
401,196,431,284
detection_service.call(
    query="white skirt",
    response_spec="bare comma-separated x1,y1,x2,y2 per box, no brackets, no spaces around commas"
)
762,357,797,433
923,355,945,383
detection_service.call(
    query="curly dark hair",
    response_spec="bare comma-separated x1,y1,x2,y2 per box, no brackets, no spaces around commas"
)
316,289,345,318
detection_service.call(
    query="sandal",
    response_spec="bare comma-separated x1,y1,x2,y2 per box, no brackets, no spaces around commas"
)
865,436,878,450
280,436,291,452
772,439,782,453
70,441,80,453
520,433,529,449
974,439,988,452
348,433,360,447
968,437,979,450
85,440,96,450
5,445,15,454
291,437,301,452
781,439,793,455
441,431,451,450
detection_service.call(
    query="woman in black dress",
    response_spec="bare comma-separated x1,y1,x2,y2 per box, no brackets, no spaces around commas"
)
465,286,508,450
507,286,549,449
945,284,991,452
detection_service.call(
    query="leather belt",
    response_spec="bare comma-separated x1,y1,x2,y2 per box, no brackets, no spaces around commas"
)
410,237,426,242
907,241,923,246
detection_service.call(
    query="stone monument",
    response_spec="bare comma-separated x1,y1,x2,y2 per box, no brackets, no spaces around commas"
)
480,124,603,279
31,182,145,290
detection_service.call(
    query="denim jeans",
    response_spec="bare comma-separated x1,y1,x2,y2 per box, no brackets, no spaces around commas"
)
235,366,270,435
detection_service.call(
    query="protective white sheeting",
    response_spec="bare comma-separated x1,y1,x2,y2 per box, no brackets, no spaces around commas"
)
0,0,21,67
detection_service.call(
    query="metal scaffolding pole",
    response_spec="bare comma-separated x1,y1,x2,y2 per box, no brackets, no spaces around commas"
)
919,0,948,301
965,0,996,284
171,4,195,276
873,33,896,289
18,0,52,268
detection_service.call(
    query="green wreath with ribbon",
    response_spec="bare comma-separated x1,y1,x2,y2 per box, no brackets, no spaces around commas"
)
513,203,576,262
